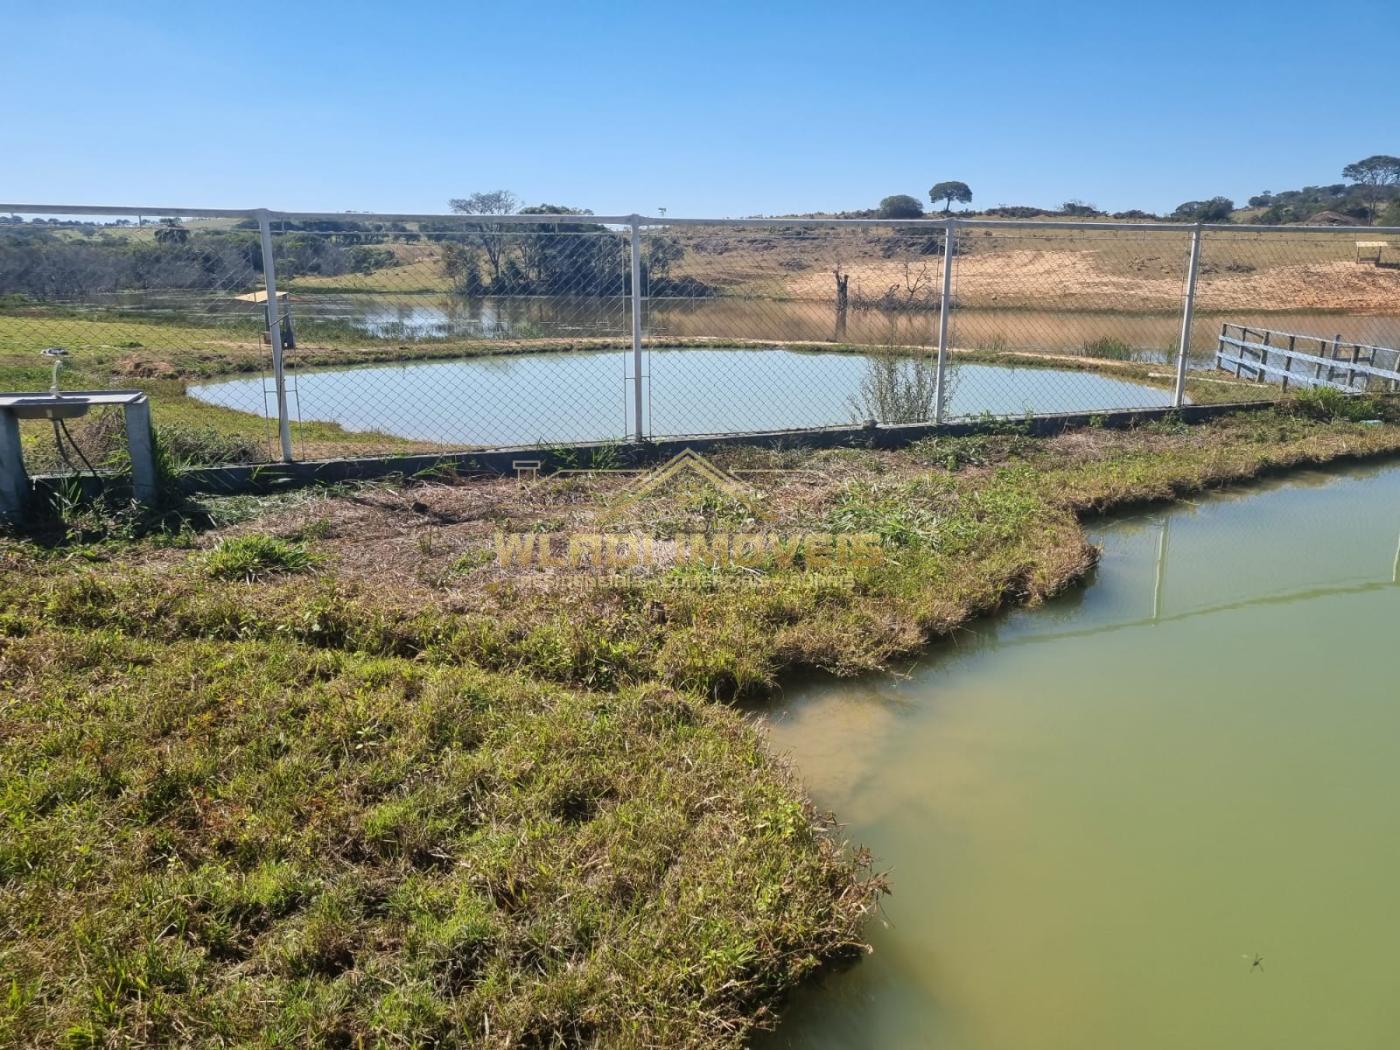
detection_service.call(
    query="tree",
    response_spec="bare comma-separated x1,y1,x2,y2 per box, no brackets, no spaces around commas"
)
1171,197,1234,222
644,235,684,281
440,241,483,294
1060,200,1100,217
1342,155,1400,225
448,190,520,282
878,194,925,220
153,218,189,246
928,181,972,214
512,205,626,295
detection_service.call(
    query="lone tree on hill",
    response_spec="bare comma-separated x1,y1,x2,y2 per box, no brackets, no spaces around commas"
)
1342,155,1400,225
878,194,925,219
929,181,972,214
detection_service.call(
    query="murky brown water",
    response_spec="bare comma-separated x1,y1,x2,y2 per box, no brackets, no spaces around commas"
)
299,293,1400,361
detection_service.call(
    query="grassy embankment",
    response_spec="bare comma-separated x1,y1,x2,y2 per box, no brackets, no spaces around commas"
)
3,398,1400,1047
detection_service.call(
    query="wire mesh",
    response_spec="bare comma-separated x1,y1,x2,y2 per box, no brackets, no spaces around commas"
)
640,221,948,434
197,217,637,457
944,223,1192,417
1193,229,1400,394
0,211,272,479
4,208,1400,472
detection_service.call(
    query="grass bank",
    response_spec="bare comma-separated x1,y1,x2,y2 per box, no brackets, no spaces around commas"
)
4,400,1399,1046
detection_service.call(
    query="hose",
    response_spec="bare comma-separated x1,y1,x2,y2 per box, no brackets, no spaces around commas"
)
51,417,100,479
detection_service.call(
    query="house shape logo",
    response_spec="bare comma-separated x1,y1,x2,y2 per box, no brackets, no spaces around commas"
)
620,448,756,506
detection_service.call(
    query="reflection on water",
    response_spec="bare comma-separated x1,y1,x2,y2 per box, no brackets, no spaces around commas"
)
188,347,1175,446
88,288,1400,359
347,297,628,340
761,463,1400,1050
289,293,1400,361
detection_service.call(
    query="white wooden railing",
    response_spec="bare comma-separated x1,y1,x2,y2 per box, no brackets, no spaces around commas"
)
1215,324,1400,393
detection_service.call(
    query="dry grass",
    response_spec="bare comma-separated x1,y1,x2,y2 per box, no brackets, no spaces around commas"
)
153,223,1397,314
288,243,453,293
773,241,1400,313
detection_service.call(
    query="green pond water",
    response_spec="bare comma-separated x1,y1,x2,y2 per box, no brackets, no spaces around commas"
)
761,461,1400,1050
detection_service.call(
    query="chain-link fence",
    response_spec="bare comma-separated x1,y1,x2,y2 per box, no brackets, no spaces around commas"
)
3,205,1399,477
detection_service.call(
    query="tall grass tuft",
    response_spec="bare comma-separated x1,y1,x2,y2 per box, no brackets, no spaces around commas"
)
204,534,318,581
1080,336,1135,361
1288,385,1383,423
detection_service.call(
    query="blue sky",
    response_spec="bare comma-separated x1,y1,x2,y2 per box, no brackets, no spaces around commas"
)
3,0,1396,217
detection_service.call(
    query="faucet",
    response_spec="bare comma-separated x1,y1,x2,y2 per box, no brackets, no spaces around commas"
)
41,347,68,396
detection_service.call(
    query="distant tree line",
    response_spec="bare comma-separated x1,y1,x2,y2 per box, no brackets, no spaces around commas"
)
856,154,1400,226
0,221,400,301
1245,157,1400,225
1171,197,1236,222
0,224,262,300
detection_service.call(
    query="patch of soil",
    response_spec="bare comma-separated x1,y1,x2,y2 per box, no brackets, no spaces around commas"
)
115,354,180,379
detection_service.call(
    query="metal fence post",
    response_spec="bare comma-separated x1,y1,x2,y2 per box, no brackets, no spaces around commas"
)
1172,224,1203,408
934,218,957,423
257,210,294,463
629,216,645,442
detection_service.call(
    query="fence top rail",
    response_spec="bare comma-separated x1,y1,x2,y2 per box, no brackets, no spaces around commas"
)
1222,323,1400,356
0,204,642,226
3,202,1400,236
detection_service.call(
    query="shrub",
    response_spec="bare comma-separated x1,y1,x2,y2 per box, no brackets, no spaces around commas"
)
877,195,925,220
850,350,946,424
1060,200,1101,217
348,246,396,274
1171,197,1235,222
204,534,318,581
985,205,1053,219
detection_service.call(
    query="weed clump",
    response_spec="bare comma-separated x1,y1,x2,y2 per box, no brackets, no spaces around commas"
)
204,534,318,580
1287,386,1387,423
826,481,943,547
156,424,269,467
1081,336,1135,361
